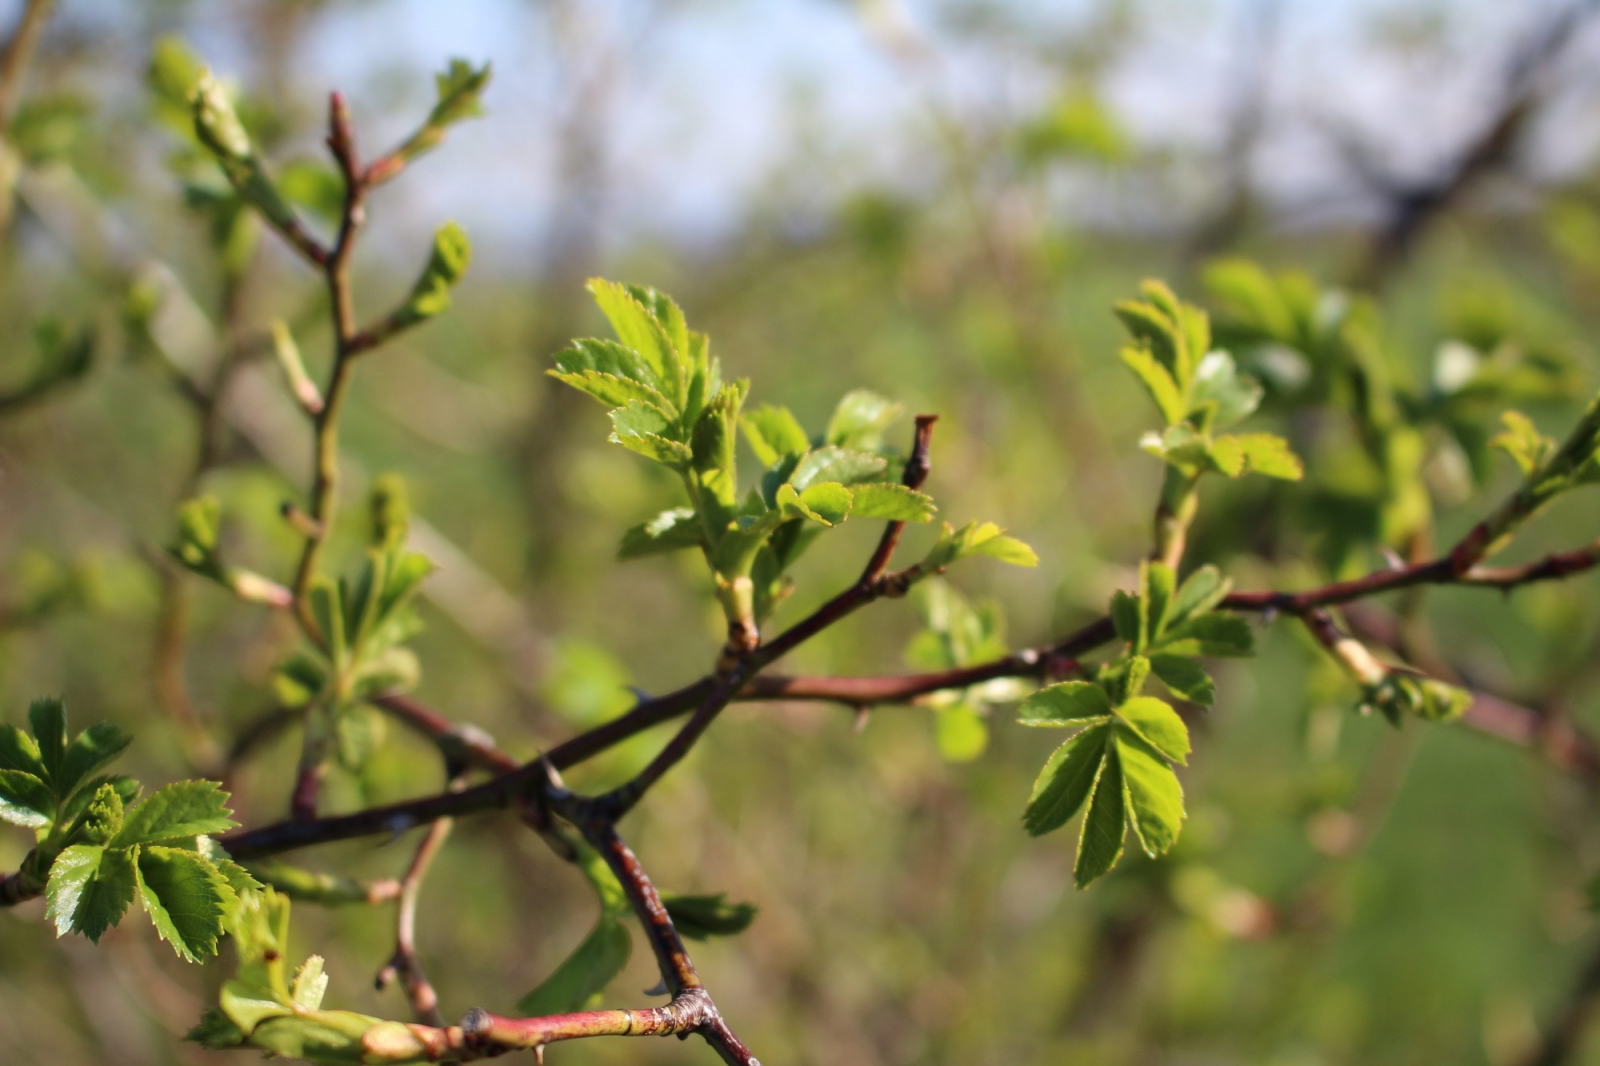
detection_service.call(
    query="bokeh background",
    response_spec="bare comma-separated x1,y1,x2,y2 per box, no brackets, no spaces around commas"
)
5,0,1600,1063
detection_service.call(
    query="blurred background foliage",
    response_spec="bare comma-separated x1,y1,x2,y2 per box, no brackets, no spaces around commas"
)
6,0,1600,1063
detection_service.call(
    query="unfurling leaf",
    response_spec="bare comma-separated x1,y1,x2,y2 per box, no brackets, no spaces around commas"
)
1491,410,1557,477
393,222,472,327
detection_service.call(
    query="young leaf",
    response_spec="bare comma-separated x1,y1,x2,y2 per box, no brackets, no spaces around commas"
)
826,390,902,451
791,446,889,490
1156,612,1254,658
290,956,329,1012
934,705,989,762
1074,748,1127,888
1120,346,1186,425
1115,729,1185,856
1213,433,1303,480
112,780,236,847
56,722,132,804
742,405,810,465
552,338,667,398
1115,697,1191,765
848,482,936,522
29,697,68,781
1110,590,1141,649
1023,722,1111,836
46,843,137,942
514,919,632,1016
1188,351,1264,427
1168,565,1231,627
618,508,704,559
0,769,55,827
1018,681,1113,726
1143,562,1176,646
1491,410,1557,476
587,279,681,403
661,893,759,940
137,845,231,961
609,400,692,467
796,482,854,525
0,723,46,777
1148,654,1216,705
394,222,472,326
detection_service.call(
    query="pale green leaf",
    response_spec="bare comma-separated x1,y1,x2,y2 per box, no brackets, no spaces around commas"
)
1073,748,1126,888
619,508,704,559
826,390,902,451
1147,654,1215,705
742,405,810,465
848,482,936,522
1120,346,1186,424
1116,730,1185,856
112,780,236,847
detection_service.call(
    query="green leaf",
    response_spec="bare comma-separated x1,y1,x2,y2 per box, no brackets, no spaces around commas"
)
742,405,810,465
46,843,136,942
550,369,673,412
1074,746,1127,888
56,722,132,804
1110,590,1141,649
290,955,329,1011
395,222,472,326
1023,722,1110,836
1120,346,1186,425
1188,351,1263,427
1143,562,1176,646
662,893,759,940
186,1006,247,1050
825,390,903,451
514,918,631,1016
112,780,236,847
309,578,345,666
1168,565,1231,627
552,337,666,398
619,508,704,559
1212,432,1304,480
690,381,747,505
0,723,45,777
791,446,890,490
386,58,492,168
1491,410,1557,477
797,482,854,525
774,483,832,526
1115,697,1191,765
609,400,692,466
137,845,231,961
0,768,55,828
1156,612,1254,658
1147,654,1216,705
1018,681,1113,726
972,531,1039,567
58,775,138,829
587,279,681,404
1115,729,1184,856
848,482,936,522
29,697,68,781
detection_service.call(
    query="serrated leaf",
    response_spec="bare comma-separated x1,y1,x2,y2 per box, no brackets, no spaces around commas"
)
0,768,55,827
46,844,136,942
290,955,329,1011
1115,730,1185,856
1214,432,1303,480
774,483,832,526
790,446,889,490
797,482,854,525
1023,722,1110,836
588,279,680,403
0,723,46,777
1110,590,1141,649
848,482,936,522
826,390,902,451
185,1006,247,1050
1018,681,1113,726
137,845,230,961
550,369,672,412
1120,346,1186,424
514,918,631,1016
1490,410,1556,477
742,405,810,465
619,508,704,559
56,722,132,804
662,893,759,940
29,697,67,781
609,400,692,466
1074,747,1126,887
1115,697,1190,765
112,780,236,847
58,774,138,829
1147,654,1215,705
1188,351,1263,427
1156,612,1254,658
552,337,666,397
1143,561,1175,645
1168,565,1231,627
974,533,1039,567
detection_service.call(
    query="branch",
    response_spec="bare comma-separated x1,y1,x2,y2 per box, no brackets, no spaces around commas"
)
0,0,53,132
375,806,454,1026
